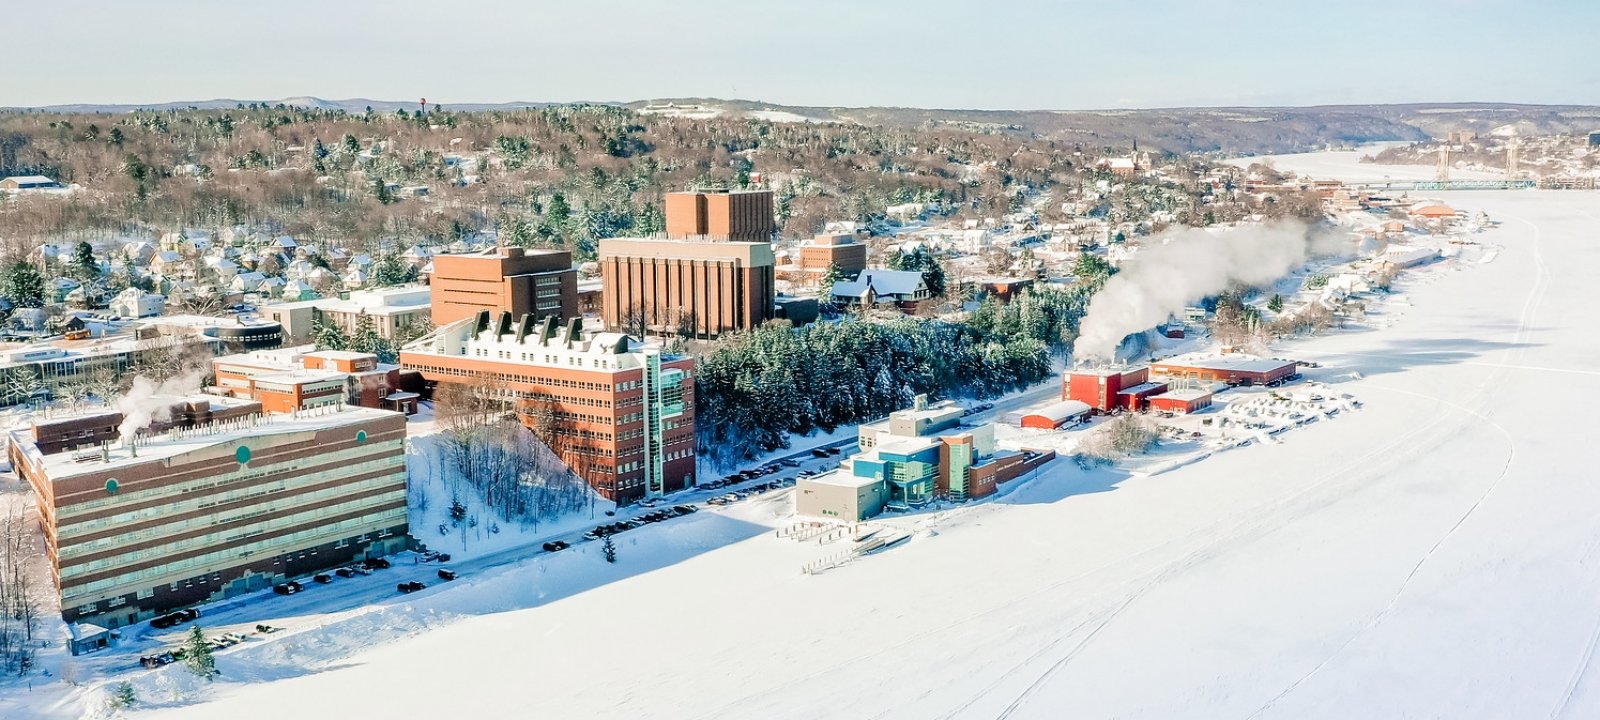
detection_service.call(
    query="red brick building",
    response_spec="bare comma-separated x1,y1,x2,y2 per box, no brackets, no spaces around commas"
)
600,189,777,339
429,247,577,327
1149,353,1298,387
401,312,696,503
665,189,776,241
1064,366,1152,412
212,347,416,414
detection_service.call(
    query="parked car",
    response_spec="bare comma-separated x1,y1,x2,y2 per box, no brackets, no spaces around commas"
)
397,581,426,593
543,540,570,552
335,567,356,579
273,581,302,595
780,458,800,468
674,505,697,514
313,573,332,584
437,569,458,581
811,448,830,458
825,446,842,455
364,558,391,570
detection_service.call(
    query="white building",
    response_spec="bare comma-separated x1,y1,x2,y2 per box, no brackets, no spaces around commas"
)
108,288,165,318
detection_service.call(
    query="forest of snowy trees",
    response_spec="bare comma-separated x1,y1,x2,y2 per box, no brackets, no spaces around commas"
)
693,283,1099,466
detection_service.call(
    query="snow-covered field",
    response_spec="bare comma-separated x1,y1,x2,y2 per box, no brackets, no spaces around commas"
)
11,152,1600,719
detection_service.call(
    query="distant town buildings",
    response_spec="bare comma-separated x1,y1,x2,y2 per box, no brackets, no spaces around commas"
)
401,312,695,503
8,400,409,626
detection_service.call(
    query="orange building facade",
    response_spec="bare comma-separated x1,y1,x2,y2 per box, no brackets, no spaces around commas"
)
400,312,696,504
429,247,577,327
664,190,776,241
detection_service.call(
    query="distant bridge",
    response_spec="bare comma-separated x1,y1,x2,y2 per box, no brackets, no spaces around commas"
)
1350,179,1538,192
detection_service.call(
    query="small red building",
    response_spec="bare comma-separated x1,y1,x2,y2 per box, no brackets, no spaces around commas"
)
1115,381,1170,411
1148,388,1214,414
1065,366,1150,411
1019,400,1091,429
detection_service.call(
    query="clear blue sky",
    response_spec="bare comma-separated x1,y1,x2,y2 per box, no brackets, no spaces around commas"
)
9,0,1598,109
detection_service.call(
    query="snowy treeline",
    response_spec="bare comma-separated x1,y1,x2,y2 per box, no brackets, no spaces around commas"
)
695,285,1095,467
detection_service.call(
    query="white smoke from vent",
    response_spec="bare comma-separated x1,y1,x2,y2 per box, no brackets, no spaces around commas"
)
116,368,208,442
1073,219,1343,362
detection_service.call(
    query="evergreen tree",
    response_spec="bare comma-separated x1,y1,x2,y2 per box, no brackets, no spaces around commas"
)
634,202,665,236
107,127,124,146
341,133,360,155
109,681,137,709
373,178,394,204
372,254,415,287
887,246,946,298
545,193,571,226
1268,294,1284,313
349,314,396,362
70,241,100,281
3,261,46,307
601,535,617,563
183,626,217,680
312,318,350,350
818,263,849,308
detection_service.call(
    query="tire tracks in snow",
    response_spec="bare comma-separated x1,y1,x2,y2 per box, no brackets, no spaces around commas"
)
1247,202,1550,719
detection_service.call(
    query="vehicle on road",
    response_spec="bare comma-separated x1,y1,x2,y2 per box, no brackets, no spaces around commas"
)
397,581,426,593
273,581,303,595
543,540,570,552
313,573,332,584
437,569,457,581
812,448,830,458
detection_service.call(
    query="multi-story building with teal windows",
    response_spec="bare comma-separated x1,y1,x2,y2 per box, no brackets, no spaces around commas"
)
797,395,1025,520
8,398,409,626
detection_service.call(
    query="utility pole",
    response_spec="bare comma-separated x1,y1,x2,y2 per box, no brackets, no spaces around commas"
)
1436,146,1451,182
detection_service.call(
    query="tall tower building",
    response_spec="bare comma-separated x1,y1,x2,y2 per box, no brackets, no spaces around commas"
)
600,189,777,338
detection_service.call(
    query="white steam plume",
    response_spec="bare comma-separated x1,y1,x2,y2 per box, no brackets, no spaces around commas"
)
116,368,208,441
1073,219,1343,362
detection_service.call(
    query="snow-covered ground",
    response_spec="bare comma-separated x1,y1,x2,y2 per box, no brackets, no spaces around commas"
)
12,151,1600,719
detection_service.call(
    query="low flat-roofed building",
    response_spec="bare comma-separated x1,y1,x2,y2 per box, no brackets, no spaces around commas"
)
794,468,887,521
1017,400,1092,429
1150,353,1298,387
1116,381,1170,412
212,346,413,414
1148,387,1214,414
261,285,432,342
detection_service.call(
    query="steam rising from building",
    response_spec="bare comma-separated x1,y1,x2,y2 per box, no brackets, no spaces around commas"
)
116,369,207,442
1073,220,1342,362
